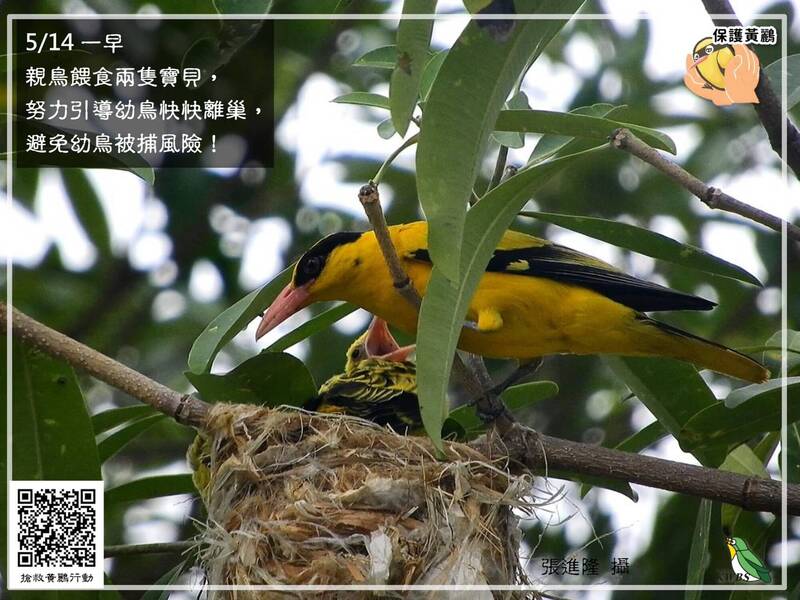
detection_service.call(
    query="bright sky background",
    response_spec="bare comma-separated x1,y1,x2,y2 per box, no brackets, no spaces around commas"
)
2,0,798,594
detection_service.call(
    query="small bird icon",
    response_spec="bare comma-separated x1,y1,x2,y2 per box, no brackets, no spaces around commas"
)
689,37,735,90
726,536,771,583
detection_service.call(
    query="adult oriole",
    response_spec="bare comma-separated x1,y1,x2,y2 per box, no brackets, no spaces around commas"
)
255,221,767,383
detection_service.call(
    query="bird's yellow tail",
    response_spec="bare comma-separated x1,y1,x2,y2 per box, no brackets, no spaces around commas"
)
639,317,769,383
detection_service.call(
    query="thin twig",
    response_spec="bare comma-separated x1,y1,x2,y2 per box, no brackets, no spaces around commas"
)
372,133,418,186
471,423,800,515
105,541,195,558
1,302,210,427
611,128,800,242
700,0,800,179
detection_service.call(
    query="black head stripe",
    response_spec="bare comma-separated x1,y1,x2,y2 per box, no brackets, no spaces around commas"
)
294,231,362,286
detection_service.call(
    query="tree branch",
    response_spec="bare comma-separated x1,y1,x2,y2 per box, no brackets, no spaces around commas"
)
1,302,209,428
611,128,800,242
700,0,800,179
104,541,195,558
473,423,799,515
4,303,796,515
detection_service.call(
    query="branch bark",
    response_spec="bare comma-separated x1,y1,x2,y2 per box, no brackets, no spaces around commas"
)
3,303,797,515
1,302,209,428
473,424,799,515
611,128,800,242
700,0,800,179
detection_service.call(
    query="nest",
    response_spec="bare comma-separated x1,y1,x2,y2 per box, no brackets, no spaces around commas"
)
194,403,545,598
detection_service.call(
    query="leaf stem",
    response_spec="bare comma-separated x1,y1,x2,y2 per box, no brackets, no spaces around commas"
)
372,133,419,187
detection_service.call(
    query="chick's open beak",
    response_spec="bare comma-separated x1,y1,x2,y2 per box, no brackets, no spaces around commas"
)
365,317,415,362
255,283,311,340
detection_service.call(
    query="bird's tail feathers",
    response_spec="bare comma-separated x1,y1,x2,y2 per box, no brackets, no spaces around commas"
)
641,317,769,383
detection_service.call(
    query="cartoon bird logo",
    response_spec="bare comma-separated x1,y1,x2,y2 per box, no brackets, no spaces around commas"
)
684,39,760,105
690,37,734,90
726,536,771,583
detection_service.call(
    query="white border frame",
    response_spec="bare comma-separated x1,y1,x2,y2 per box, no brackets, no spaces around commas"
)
4,11,790,594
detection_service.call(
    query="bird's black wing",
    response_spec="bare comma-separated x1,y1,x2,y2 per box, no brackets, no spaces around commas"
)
408,244,715,313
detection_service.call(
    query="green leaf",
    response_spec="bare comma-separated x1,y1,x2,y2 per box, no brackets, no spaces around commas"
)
418,49,447,102
416,0,581,281
390,1,436,136
11,339,100,480
59,169,112,257
354,45,398,69
266,303,357,353
580,421,667,498
764,54,800,110
444,380,558,436
521,211,761,286
680,378,800,452
186,352,316,407
788,421,800,484
496,108,676,154
97,414,166,463
529,103,624,164
416,145,605,450
490,91,530,149
187,265,292,374
106,475,197,505
685,498,713,596
141,559,187,600
546,469,638,501
92,405,158,435
761,330,800,374
719,444,770,531
332,92,390,110
377,118,397,139
606,357,724,466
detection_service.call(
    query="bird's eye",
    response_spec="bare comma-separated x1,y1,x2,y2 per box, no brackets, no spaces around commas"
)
705,46,713,54
693,53,700,61
302,256,323,277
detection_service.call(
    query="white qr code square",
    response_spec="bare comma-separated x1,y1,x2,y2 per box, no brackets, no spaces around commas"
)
9,481,104,590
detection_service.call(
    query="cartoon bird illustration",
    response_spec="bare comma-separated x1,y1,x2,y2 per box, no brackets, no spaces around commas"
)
726,536,771,583
256,222,768,383
310,316,421,433
690,37,734,90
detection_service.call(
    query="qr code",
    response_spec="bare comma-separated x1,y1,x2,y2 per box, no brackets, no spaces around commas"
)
9,481,103,590
17,488,97,567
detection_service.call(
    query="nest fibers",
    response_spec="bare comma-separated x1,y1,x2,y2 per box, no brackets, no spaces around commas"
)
194,403,550,598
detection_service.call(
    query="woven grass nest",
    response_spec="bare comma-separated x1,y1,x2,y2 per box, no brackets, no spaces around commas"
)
193,402,546,598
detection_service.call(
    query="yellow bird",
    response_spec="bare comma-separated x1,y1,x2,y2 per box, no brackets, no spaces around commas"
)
256,221,768,383
691,37,734,90
310,316,421,433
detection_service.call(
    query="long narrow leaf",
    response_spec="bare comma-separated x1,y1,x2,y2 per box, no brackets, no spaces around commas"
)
417,146,605,449
685,498,713,596
60,169,113,257
390,1,436,136
416,0,582,281
92,405,158,435
719,444,770,531
496,108,676,153
521,211,761,286
106,475,197,505
332,92,390,110
529,103,624,164
187,266,292,374
97,414,166,463
266,303,357,353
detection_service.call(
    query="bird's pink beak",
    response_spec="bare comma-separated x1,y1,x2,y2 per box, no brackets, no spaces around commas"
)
365,317,415,362
691,55,708,69
255,283,311,340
